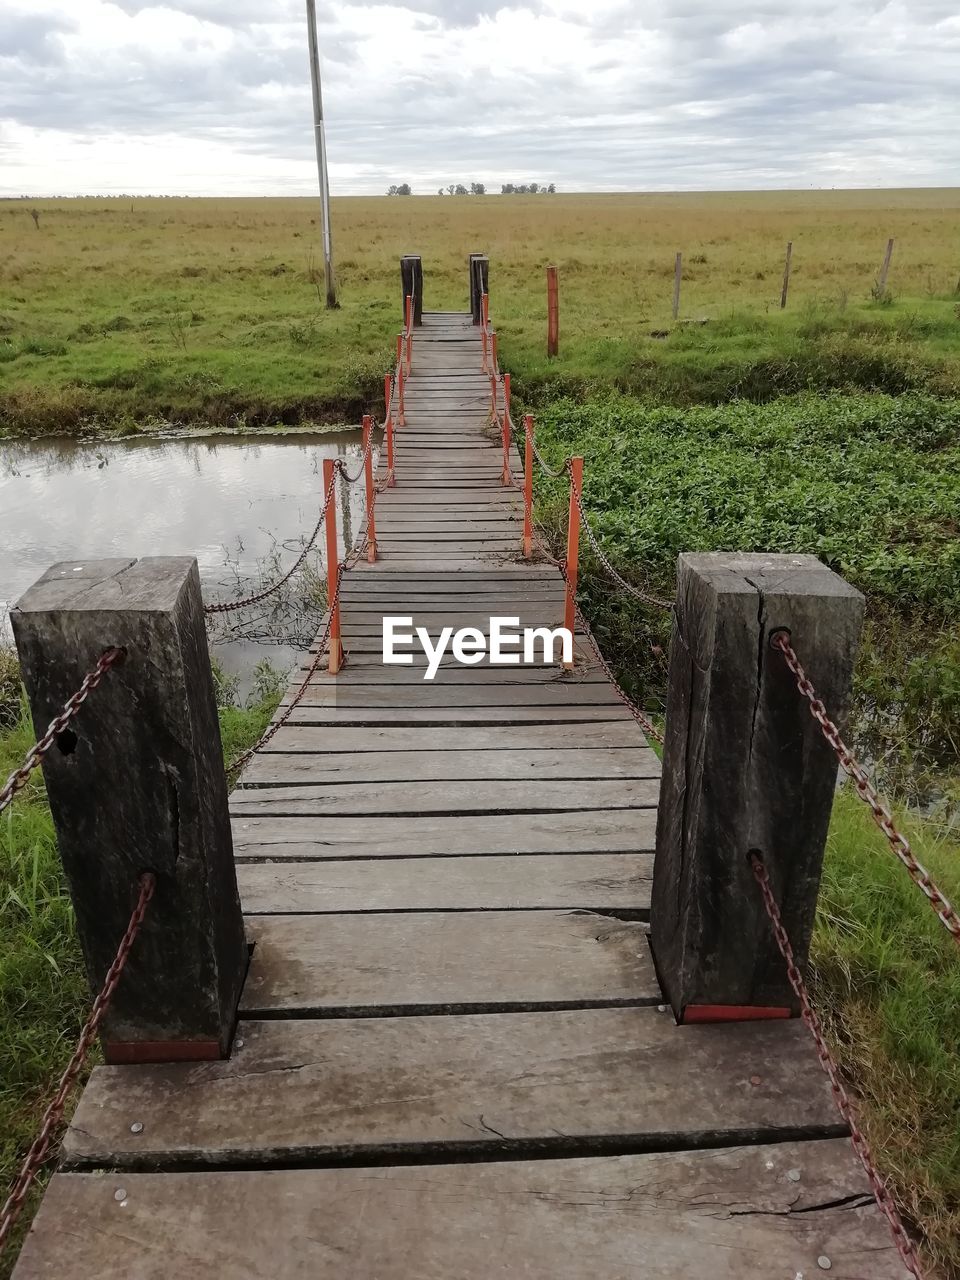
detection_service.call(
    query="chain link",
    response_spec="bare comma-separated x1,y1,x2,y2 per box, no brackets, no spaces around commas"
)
773,632,960,945
203,463,340,616
555,556,664,746
337,430,375,485
0,871,155,1254
750,854,923,1277
567,469,673,611
0,648,124,817
229,557,348,776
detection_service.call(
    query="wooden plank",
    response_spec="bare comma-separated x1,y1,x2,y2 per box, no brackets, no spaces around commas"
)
231,808,658,859
241,911,659,1014
236,852,653,913
20,1141,908,1278
291,665,609,685
255,720,643,754
276,706,630,725
296,651,601,675
241,747,660,786
268,683,619,707
62,1009,843,1168
228,778,660,817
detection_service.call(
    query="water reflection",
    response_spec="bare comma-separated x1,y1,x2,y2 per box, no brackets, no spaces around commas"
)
0,431,371,694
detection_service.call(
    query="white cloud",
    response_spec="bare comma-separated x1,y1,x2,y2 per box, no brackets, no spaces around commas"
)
0,0,958,195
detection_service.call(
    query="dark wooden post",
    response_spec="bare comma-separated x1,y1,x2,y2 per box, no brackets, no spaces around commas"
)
546,265,559,356
400,254,423,326
469,254,489,323
876,237,894,296
672,252,682,320
651,553,864,1022
11,557,248,1062
780,241,793,309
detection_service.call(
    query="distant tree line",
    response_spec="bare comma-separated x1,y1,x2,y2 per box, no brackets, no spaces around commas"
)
387,182,559,196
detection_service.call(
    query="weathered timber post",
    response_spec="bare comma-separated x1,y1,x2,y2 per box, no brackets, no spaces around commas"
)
780,241,793,310
400,254,423,326
651,553,864,1022
11,558,248,1062
672,252,682,320
876,237,895,297
470,254,489,323
546,264,559,356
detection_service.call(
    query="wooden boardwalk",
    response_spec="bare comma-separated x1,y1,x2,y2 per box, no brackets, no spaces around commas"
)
15,313,909,1277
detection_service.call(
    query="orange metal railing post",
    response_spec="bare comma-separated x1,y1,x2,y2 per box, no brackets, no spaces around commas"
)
398,362,406,427
322,457,343,673
523,414,534,558
501,372,512,485
562,456,584,669
405,295,413,375
385,379,396,487
362,414,378,563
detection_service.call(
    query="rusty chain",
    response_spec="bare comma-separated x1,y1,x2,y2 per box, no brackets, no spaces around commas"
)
0,648,124,817
0,871,155,1254
567,468,673,611
229,557,347,776
773,632,960,945
203,463,340,616
337,429,375,485
750,854,923,1277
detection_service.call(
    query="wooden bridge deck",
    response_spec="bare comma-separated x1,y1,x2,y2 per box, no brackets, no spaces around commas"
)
15,313,908,1277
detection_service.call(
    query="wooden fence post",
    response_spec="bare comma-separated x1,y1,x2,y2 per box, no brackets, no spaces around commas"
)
11,558,248,1062
546,265,559,357
651,553,864,1022
780,241,793,310
876,237,895,296
400,254,423,326
672,252,682,320
470,254,489,324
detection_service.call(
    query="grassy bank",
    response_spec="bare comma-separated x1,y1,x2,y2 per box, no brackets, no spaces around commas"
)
0,652,280,1276
813,793,960,1275
528,389,960,805
3,191,960,434
527,388,959,1270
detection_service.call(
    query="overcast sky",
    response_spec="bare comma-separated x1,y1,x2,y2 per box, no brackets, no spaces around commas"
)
2,0,958,196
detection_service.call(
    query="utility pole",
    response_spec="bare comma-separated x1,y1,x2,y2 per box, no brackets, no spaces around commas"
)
306,0,337,308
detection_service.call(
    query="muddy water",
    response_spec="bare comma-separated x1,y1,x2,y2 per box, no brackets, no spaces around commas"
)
0,431,369,693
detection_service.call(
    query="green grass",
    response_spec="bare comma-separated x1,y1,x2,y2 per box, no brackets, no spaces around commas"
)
527,390,960,801
812,791,960,1276
0,653,281,1277
3,192,960,435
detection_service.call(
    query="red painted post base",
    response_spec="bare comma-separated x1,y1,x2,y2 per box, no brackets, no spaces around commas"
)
681,1005,793,1025
105,1039,223,1064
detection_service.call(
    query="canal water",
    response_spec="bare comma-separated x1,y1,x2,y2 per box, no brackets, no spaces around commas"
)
0,431,369,695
